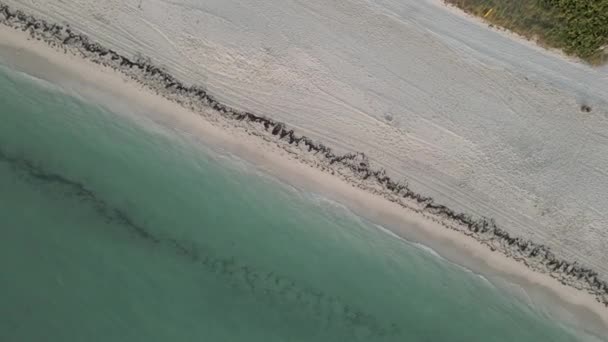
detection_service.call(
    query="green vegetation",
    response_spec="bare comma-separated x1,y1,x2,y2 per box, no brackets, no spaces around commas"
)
444,0,608,65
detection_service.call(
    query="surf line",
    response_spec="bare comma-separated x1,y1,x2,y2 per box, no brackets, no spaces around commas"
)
0,2,606,308
0,145,399,337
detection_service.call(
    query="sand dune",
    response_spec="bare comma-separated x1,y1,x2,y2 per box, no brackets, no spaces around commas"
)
4,0,608,278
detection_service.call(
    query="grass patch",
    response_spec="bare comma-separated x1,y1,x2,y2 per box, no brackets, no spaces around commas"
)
444,0,608,65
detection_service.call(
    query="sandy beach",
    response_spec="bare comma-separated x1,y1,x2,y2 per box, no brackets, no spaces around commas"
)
2,16,608,338
4,0,608,284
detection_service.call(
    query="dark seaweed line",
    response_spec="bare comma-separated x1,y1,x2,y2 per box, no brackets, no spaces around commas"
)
0,146,161,243
0,146,400,338
1,3,606,306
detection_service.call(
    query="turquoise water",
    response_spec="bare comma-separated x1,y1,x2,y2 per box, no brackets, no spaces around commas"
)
0,63,603,341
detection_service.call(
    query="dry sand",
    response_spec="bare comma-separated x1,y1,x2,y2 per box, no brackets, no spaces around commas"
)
1,25,608,337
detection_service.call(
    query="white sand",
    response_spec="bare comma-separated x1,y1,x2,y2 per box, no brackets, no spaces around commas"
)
2,25,608,337
5,0,608,279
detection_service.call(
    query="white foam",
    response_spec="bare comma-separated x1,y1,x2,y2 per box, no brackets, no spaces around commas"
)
411,241,443,260
0,63,63,93
371,223,498,289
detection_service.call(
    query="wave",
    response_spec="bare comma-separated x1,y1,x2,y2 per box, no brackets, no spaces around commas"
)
373,222,497,290
0,62,63,92
411,241,443,260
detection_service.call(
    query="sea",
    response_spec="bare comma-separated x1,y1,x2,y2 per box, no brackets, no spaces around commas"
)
0,61,605,341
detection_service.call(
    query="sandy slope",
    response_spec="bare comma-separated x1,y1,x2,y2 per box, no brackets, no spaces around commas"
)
5,0,608,276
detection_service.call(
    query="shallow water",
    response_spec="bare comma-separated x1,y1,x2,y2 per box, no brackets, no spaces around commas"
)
0,63,603,341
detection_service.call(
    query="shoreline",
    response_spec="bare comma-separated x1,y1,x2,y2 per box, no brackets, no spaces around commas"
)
1,3,608,334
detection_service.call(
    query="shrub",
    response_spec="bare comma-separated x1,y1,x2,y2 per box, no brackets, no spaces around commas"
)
445,0,608,65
